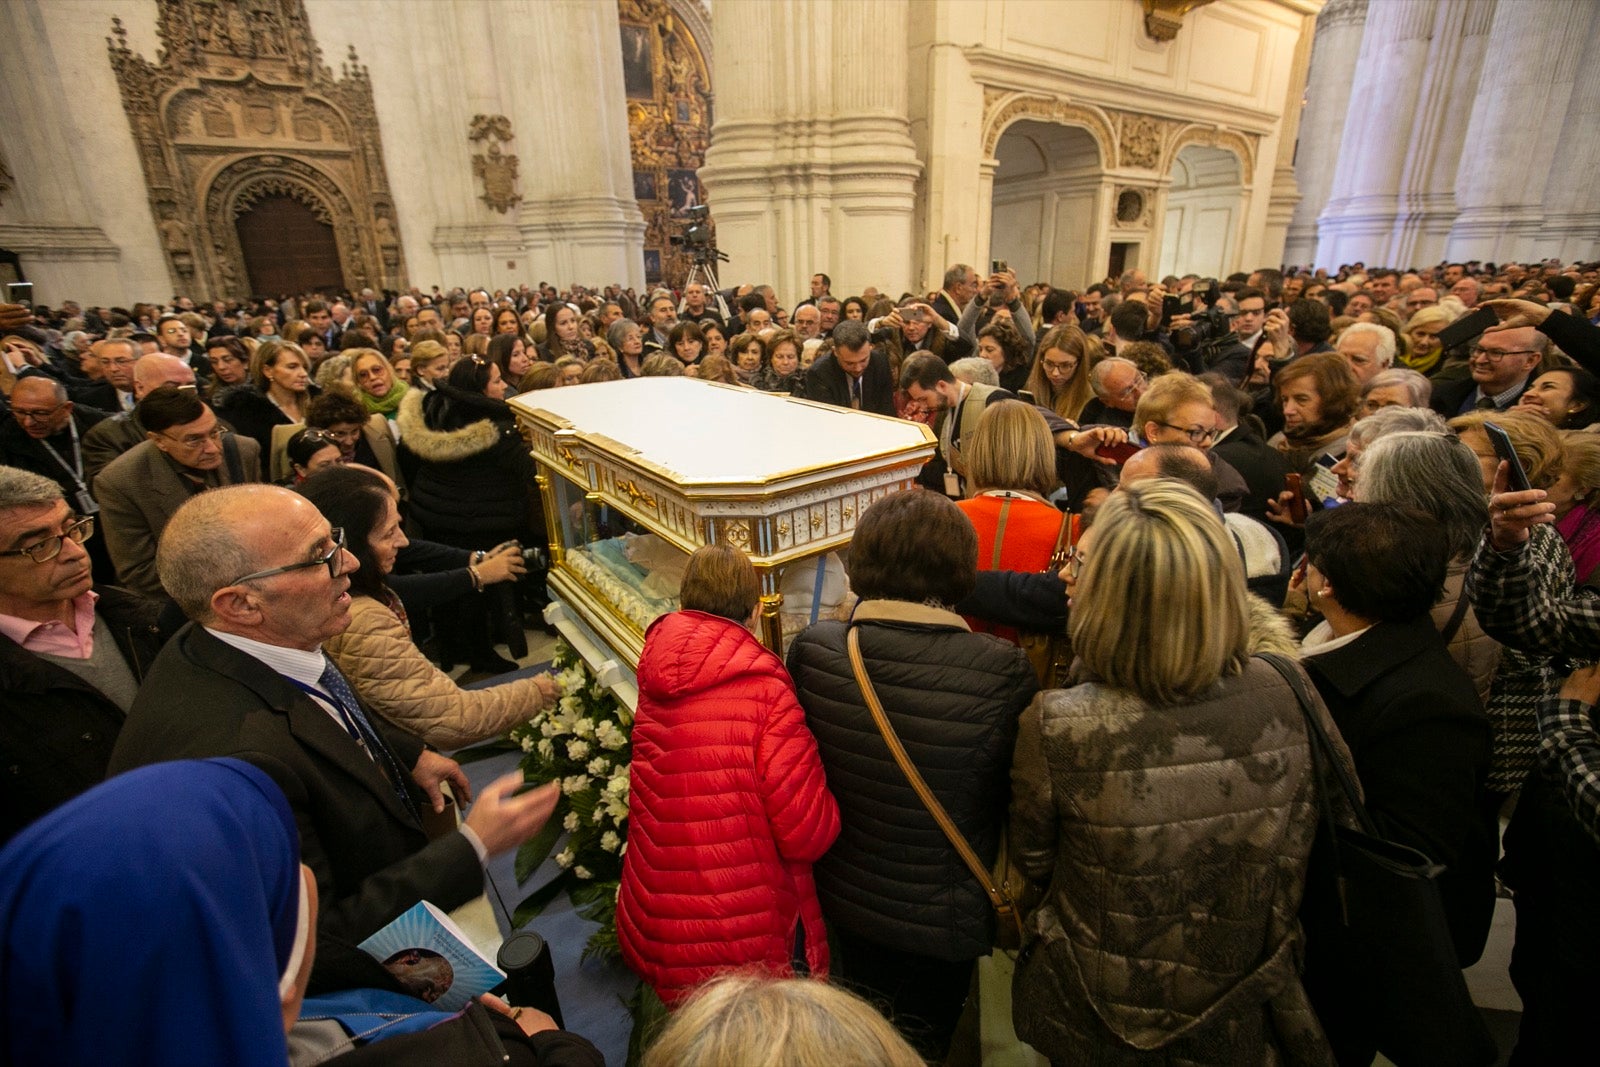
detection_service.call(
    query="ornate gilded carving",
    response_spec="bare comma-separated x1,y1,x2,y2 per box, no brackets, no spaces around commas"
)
1164,123,1258,182
106,1,405,297
1119,114,1167,169
1141,0,1217,42
980,93,1117,162
618,0,713,286
468,114,522,215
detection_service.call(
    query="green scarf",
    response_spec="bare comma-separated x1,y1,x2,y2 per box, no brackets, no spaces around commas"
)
362,379,409,419
1399,344,1442,375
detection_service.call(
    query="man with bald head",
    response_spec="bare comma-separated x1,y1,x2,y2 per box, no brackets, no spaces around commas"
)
81,353,198,482
1119,443,1289,603
109,484,560,973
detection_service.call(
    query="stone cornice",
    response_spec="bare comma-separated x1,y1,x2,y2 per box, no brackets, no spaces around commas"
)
963,47,1280,134
0,224,120,259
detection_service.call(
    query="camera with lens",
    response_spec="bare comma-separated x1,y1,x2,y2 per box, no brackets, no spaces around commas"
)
668,205,727,265
1171,278,1232,352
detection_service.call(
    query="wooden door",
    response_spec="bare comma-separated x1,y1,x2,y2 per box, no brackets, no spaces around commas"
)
235,195,343,297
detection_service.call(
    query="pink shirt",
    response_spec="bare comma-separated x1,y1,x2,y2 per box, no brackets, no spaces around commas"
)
0,590,98,659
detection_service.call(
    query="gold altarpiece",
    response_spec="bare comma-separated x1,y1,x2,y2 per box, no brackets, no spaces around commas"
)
105,0,405,298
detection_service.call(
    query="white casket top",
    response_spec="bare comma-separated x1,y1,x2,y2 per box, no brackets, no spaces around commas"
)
508,377,933,485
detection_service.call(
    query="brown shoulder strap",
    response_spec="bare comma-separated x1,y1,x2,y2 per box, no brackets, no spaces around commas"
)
846,626,1018,926
990,499,1012,570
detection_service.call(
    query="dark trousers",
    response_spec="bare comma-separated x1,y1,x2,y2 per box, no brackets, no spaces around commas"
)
831,929,976,1063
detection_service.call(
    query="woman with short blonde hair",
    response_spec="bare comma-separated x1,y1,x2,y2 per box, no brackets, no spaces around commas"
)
965,398,1057,500
641,976,921,1067
1011,477,1331,1061
407,339,450,390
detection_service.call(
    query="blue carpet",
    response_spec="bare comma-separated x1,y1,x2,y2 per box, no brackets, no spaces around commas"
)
459,663,639,1065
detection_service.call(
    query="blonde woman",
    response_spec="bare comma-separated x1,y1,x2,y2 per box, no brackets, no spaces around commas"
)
215,339,312,452
1024,324,1094,422
1011,478,1332,1063
406,339,451,392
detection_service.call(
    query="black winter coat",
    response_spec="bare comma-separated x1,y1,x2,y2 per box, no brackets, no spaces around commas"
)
786,600,1037,960
395,386,536,548
0,587,172,845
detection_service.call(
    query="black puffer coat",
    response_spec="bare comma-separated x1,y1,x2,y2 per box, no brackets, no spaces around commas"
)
395,386,535,549
786,600,1037,960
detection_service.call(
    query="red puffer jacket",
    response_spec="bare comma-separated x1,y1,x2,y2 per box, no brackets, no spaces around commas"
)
617,610,840,1005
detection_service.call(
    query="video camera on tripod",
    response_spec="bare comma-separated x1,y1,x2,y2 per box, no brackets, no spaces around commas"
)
669,205,728,266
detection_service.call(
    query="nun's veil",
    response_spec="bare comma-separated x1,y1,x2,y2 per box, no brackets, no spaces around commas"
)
0,758,303,1066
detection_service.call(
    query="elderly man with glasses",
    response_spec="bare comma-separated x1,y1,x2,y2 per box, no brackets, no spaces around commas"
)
1430,326,1547,417
0,466,174,845
91,385,261,597
108,483,561,985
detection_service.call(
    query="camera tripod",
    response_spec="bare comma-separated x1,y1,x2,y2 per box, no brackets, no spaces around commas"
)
680,254,732,322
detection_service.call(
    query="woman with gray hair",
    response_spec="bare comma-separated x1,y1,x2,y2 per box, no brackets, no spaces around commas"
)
1359,366,1432,417
606,318,645,378
1331,405,1448,500
1354,429,1501,713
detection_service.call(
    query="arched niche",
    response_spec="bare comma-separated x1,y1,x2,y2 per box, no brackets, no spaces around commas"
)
991,120,1107,288
203,157,360,298
1159,144,1244,278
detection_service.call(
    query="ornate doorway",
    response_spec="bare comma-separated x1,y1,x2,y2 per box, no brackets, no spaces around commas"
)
236,195,340,296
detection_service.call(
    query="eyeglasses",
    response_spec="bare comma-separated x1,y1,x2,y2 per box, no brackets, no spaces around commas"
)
1158,422,1217,445
1113,374,1148,401
319,427,362,443
1041,358,1079,378
161,424,230,449
11,402,68,423
1064,545,1088,580
1468,345,1540,362
228,527,346,585
299,430,341,450
0,516,95,563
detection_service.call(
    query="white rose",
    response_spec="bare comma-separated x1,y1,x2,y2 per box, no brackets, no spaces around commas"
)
566,739,591,761
561,774,590,796
563,811,580,833
600,831,621,852
605,773,629,797
586,756,611,777
573,718,595,738
536,738,555,760
554,848,574,869
574,865,592,880
518,735,535,753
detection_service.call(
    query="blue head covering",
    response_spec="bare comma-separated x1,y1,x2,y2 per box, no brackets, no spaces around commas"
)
0,759,302,1067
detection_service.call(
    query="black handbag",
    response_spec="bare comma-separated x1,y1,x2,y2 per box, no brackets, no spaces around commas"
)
1257,653,1497,1067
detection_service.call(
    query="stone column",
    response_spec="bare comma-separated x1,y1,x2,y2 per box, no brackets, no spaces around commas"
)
1445,0,1589,262
1538,3,1600,261
702,0,920,301
1384,0,1496,267
1317,0,1437,266
1262,8,1318,269
499,0,644,289
1283,0,1367,266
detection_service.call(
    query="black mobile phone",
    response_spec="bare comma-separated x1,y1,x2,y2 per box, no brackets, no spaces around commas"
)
5,282,33,307
1436,305,1499,351
1161,294,1182,328
992,260,1007,274
1483,421,1531,492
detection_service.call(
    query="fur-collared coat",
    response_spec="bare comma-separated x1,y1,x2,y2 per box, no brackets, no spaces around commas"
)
395,387,535,548
1009,658,1335,1065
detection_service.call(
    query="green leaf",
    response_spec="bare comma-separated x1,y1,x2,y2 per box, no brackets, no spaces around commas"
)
570,880,614,910
514,803,567,884
510,873,570,928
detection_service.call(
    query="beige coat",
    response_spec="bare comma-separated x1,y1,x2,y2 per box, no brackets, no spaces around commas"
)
324,594,546,749
1010,658,1336,1065
1433,557,1501,709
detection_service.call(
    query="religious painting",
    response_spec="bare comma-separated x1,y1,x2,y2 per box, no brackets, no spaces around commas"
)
668,169,700,214
643,249,662,284
633,170,657,201
620,25,653,99
675,100,691,124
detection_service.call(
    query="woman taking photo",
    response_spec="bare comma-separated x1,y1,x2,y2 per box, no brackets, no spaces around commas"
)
352,349,408,427
1010,478,1331,1063
303,468,559,748
788,491,1036,1061
1023,324,1095,422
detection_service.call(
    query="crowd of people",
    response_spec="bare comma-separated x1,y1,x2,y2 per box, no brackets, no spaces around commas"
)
2,250,1600,1065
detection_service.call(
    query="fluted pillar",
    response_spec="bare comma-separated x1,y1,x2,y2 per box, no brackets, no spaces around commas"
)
1284,0,1366,267
1262,8,1317,269
501,0,644,289
1316,0,1437,266
1445,0,1589,262
701,0,920,301
1538,3,1600,261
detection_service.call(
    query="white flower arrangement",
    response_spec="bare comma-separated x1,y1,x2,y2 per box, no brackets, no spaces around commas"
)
508,639,633,961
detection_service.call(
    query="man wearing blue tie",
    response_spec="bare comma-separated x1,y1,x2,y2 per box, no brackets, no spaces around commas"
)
109,484,558,980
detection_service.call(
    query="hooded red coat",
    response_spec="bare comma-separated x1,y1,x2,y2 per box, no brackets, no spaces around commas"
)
616,610,840,1005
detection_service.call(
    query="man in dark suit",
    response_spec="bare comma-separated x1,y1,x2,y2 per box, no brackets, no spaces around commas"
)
802,321,895,416
1207,376,1291,522
108,484,559,960
1430,326,1544,416
930,263,979,326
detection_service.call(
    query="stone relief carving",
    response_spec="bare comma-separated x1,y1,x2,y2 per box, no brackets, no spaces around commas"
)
1165,123,1257,181
618,0,713,285
1119,114,1167,170
105,0,405,297
468,114,521,215
981,93,1118,162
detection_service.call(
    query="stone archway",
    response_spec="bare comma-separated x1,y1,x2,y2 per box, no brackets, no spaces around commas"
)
991,121,1108,287
106,0,405,299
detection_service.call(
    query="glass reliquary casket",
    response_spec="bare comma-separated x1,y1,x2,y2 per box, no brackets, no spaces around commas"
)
509,378,936,707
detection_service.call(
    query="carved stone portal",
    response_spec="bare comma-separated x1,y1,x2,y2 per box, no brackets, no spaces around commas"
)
106,0,406,297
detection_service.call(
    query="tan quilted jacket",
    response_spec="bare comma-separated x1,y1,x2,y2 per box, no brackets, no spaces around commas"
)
324,594,548,749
